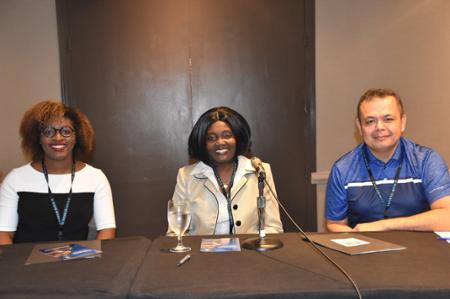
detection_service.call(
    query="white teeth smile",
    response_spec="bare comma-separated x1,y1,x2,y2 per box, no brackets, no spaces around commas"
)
51,145,66,150
216,149,228,154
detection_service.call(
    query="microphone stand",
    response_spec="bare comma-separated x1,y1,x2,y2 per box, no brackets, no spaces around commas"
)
242,172,283,251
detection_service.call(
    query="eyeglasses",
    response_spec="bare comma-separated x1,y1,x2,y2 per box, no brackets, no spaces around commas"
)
41,126,75,138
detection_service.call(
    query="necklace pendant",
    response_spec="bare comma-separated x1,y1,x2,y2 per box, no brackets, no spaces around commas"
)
58,230,63,241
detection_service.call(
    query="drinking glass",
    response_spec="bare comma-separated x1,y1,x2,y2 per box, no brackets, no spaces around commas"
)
167,200,191,252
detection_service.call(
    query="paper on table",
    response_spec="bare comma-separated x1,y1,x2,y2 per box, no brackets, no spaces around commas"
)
200,237,241,252
306,233,406,255
331,237,370,247
435,231,450,244
25,240,102,265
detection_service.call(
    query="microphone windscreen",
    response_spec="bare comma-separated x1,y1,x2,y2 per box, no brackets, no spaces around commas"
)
251,157,263,169
251,156,266,179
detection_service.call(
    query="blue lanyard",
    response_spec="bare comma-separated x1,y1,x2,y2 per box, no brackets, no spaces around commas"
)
41,159,76,240
362,150,402,218
213,161,238,234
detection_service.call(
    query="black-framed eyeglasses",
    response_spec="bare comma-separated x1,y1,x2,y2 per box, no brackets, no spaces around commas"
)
41,126,75,138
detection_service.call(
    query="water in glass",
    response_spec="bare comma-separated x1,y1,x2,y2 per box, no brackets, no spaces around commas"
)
167,200,191,252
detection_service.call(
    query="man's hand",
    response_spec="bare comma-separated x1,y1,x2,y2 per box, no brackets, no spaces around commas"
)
353,220,388,232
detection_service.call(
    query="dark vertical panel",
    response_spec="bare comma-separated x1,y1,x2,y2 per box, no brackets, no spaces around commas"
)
304,0,317,230
188,0,316,231
56,0,316,237
57,0,192,238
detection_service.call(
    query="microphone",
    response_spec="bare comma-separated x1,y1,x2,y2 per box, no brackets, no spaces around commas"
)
242,156,283,252
251,157,266,179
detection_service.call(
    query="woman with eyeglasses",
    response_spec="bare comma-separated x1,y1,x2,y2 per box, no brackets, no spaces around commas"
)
168,106,283,235
0,101,116,244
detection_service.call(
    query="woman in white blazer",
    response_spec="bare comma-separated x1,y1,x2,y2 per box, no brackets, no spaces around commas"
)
169,106,283,235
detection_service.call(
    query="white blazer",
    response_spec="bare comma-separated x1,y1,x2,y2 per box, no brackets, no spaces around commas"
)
170,156,283,235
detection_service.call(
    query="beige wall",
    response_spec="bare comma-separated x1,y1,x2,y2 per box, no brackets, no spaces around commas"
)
0,0,60,181
317,0,450,170
315,0,450,230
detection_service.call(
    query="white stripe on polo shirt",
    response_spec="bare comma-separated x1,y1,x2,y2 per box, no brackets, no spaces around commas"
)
345,178,422,189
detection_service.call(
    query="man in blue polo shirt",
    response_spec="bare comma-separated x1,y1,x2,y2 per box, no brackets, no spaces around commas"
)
326,88,450,232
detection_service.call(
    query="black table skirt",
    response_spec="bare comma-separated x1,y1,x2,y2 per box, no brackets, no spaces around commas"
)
130,232,450,299
0,236,151,299
2,232,450,299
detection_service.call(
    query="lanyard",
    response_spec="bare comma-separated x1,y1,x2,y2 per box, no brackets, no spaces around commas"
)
213,161,238,234
362,150,402,218
41,159,76,240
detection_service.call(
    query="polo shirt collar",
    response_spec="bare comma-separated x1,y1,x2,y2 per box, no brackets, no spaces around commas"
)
363,138,404,166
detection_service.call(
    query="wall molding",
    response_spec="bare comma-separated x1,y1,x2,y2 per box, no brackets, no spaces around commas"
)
311,171,329,185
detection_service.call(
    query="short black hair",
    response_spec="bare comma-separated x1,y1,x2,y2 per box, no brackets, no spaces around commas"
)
357,88,404,121
188,106,251,164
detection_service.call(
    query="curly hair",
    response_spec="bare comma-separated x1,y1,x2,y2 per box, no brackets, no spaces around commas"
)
19,101,95,162
188,106,252,165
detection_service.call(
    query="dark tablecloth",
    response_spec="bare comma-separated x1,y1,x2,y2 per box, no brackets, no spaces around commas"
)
0,236,151,299
130,232,450,299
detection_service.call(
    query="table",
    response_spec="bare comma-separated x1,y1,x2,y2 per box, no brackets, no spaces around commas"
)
0,236,150,299
130,232,450,299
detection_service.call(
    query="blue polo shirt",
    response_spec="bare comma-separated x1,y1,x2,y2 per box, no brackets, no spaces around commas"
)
326,137,450,228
